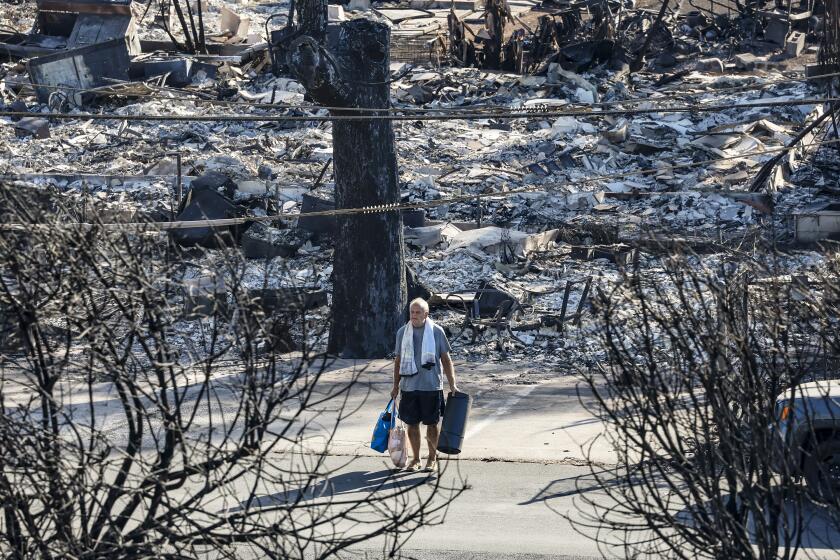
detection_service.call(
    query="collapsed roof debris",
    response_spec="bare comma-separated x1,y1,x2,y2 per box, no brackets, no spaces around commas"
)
1,0,839,370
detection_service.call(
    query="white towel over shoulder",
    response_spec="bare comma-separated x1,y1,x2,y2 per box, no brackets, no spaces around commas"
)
399,319,437,377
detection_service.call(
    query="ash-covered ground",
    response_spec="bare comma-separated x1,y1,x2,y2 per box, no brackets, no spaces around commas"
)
1,0,838,377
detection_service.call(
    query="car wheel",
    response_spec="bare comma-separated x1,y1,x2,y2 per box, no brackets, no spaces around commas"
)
804,438,840,502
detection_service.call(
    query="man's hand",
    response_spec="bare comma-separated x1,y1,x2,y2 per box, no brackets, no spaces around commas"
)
390,385,399,399
441,352,459,396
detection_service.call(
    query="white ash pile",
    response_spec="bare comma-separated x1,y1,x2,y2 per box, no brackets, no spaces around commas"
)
1,0,836,370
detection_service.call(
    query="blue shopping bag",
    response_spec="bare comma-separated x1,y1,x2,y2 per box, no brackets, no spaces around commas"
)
371,399,394,453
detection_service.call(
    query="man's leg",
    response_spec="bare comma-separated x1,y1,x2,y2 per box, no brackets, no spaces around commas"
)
400,392,422,469
425,423,439,463
421,390,442,470
407,423,422,464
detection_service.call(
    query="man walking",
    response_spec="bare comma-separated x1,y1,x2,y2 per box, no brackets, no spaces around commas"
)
392,297,459,473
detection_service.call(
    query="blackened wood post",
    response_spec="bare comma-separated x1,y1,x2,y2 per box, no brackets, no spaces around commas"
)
287,14,406,358
630,0,672,71
483,0,510,69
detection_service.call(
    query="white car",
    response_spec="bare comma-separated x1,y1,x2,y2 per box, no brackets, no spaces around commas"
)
773,380,840,500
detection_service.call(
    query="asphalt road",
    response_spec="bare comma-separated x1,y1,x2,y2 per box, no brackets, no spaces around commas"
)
197,360,623,560
285,454,840,560
212,448,840,560
279,360,840,560
332,456,614,560
214,453,616,560
15,357,840,560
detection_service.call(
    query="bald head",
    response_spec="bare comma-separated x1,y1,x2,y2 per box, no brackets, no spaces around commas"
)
409,298,429,328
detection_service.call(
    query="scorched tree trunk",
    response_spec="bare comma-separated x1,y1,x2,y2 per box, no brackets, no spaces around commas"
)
287,13,406,358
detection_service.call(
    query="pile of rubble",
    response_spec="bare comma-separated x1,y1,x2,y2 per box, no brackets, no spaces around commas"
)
1,0,838,371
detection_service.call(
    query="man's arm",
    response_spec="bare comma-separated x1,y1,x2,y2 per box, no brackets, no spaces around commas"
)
440,352,459,394
391,357,400,399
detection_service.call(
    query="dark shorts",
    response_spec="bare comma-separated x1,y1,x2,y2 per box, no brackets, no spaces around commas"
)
399,390,445,426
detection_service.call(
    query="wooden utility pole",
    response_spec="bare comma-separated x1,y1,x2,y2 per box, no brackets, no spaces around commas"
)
285,1,406,358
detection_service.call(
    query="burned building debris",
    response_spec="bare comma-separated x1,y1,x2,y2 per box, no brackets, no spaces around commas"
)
1,0,840,366
445,0,827,74
1,0,267,109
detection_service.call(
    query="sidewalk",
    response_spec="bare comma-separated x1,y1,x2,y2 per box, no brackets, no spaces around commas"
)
303,358,617,465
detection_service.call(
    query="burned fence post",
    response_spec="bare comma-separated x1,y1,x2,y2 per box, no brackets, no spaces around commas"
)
285,2,406,358
483,0,512,69
631,0,677,71
573,276,592,326
167,0,195,53
448,9,475,66
196,0,206,52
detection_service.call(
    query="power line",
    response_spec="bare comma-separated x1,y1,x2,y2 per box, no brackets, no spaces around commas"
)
3,132,836,232
0,96,833,123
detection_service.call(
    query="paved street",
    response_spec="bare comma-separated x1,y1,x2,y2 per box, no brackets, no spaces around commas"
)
210,454,612,560
26,356,840,559
303,359,615,465
291,359,840,560
287,454,840,560
230,358,622,558
330,456,612,560
291,359,615,558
